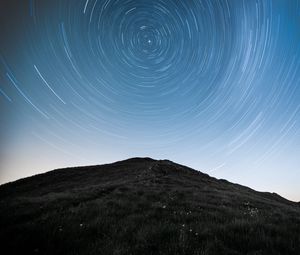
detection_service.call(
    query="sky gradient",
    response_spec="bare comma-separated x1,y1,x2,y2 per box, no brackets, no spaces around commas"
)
1,0,300,201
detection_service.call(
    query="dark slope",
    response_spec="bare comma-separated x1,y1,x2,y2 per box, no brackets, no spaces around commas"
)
0,158,299,255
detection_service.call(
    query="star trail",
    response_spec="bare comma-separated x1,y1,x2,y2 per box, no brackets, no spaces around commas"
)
1,0,300,200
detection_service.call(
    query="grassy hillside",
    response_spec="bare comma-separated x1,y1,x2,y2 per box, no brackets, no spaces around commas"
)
0,158,299,254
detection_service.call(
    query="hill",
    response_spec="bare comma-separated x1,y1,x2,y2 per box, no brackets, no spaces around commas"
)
0,158,299,254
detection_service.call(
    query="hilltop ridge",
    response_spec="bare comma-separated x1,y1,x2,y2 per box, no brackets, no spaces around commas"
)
0,158,300,254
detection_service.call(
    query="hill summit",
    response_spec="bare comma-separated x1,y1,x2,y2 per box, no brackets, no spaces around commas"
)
0,158,299,255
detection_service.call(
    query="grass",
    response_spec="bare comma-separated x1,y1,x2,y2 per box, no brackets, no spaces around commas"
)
0,158,300,254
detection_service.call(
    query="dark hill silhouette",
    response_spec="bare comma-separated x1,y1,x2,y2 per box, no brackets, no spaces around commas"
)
0,158,299,254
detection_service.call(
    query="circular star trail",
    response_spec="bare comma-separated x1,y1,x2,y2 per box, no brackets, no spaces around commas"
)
60,0,238,132
1,0,300,200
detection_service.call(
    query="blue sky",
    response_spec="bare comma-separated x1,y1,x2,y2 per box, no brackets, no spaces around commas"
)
1,0,300,201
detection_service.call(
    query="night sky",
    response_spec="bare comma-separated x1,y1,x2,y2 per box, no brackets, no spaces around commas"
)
1,0,300,201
